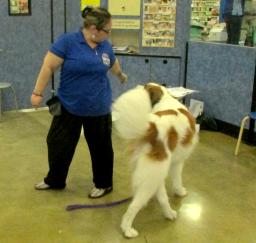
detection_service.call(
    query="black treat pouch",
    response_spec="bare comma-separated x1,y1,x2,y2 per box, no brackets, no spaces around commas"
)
46,96,62,116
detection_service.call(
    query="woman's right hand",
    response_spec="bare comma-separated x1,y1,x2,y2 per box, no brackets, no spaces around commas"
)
31,93,43,109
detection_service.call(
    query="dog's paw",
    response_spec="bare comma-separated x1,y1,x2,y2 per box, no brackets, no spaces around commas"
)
165,209,177,220
174,187,187,197
121,220,139,238
123,228,139,238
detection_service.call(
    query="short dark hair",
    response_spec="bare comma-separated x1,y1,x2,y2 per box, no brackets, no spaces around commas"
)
81,6,111,30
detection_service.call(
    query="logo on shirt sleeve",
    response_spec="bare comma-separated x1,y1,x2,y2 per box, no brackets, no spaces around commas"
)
102,53,111,67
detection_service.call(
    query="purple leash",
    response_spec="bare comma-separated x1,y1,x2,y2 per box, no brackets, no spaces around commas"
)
66,197,132,211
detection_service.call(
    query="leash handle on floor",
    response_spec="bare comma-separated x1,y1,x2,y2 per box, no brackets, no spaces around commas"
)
66,197,132,211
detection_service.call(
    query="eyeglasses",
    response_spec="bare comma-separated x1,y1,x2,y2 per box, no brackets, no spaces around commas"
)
101,28,111,34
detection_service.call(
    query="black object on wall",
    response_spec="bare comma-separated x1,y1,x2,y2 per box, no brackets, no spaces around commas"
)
183,42,189,88
50,0,67,97
64,0,67,33
50,0,55,96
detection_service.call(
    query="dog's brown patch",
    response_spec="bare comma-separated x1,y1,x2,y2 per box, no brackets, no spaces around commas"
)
155,109,178,117
181,128,194,145
178,108,196,132
144,84,163,107
167,126,178,151
144,122,167,161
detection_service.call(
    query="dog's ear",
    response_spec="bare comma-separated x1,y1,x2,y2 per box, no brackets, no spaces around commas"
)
144,84,163,107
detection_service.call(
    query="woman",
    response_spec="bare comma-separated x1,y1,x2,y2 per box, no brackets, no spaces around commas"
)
31,7,127,198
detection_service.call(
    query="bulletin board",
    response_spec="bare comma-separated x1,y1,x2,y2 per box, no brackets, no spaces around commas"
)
108,0,141,16
142,0,176,48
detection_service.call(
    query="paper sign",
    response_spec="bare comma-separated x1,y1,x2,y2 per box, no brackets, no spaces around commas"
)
112,19,140,29
81,0,100,10
108,0,141,16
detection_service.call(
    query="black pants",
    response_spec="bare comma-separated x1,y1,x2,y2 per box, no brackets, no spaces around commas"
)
225,15,243,45
44,107,113,189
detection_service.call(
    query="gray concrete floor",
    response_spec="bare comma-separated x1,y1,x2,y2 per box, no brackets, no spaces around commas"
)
0,110,256,243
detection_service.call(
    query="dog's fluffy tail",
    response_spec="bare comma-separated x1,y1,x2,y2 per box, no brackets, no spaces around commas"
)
112,86,151,140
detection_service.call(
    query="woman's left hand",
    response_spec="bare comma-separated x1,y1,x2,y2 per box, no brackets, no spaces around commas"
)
119,73,128,84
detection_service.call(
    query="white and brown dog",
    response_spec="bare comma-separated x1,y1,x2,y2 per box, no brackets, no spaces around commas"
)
112,83,198,238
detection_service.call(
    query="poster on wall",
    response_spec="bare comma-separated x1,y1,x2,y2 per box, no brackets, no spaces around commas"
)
8,0,31,16
142,0,176,48
81,0,100,11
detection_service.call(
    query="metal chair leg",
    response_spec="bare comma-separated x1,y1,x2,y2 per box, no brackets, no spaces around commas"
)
234,115,249,155
0,83,19,120
10,86,18,111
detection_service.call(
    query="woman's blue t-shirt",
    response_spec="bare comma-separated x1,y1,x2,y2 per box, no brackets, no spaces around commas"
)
49,30,116,116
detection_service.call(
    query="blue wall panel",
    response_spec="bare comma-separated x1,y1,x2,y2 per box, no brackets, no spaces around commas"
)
186,41,256,127
150,57,181,87
0,1,52,110
65,0,83,32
